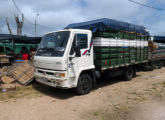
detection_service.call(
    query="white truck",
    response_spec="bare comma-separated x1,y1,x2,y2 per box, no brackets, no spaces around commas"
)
34,29,95,95
34,18,150,95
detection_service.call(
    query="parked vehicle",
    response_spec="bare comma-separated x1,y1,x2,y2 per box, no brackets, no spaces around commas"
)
149,36,165,69
34,18,157,95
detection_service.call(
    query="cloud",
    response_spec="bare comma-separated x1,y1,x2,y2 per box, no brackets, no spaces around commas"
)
82,0,143,19
0,0,164,36
150,21,165,35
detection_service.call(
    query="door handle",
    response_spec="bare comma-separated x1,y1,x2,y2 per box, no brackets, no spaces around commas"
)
86,53,91,56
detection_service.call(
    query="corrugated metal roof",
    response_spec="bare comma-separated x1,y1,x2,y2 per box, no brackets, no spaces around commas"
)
0,34,41,44
154,36,165,43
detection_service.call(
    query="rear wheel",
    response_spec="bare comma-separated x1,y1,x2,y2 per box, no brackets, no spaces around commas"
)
133,69,136,77
75,74,93,95
123,67,134,81
158,61,163,69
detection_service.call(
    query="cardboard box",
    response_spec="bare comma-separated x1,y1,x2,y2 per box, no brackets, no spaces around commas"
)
1,84,16,92
0,58,9,64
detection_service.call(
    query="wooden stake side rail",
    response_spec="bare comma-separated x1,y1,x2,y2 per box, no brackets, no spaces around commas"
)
94,47,148,69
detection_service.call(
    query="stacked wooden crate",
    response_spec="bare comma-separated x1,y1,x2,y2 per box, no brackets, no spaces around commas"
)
8,61,34,85
0,61,35,92
0,68,16,92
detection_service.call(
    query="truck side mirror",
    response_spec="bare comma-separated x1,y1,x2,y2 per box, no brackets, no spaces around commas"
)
75,46,81,57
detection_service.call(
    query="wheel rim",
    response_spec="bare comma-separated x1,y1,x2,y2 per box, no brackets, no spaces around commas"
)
127,68,133,77
81,78,90,92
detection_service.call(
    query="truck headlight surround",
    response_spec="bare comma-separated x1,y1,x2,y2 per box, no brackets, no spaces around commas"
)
54,72,65,78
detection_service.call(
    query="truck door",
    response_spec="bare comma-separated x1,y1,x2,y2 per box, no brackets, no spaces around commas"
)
69,32,93,78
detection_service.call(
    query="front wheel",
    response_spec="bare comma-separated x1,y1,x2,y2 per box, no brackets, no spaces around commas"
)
75,74,93,95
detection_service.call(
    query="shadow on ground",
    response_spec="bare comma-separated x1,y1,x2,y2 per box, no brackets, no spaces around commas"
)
32,81,75,100
32,74,141,100
94,74,141,90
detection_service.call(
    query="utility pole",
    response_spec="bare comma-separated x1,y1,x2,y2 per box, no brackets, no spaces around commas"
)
35,14,39,37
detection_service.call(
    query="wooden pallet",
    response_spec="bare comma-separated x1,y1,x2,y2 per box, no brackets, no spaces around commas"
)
9,61,34,85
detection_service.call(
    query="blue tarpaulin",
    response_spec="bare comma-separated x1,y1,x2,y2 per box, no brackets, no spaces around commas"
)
65,18,150,35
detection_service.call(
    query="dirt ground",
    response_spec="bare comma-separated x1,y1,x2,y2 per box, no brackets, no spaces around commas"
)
0,67,165,120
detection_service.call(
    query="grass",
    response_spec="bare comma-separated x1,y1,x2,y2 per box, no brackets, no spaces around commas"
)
93,111,99,116
162,82,165,87
0,83,47,101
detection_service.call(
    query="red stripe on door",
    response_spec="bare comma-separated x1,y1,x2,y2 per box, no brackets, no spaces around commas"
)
82,50,88,55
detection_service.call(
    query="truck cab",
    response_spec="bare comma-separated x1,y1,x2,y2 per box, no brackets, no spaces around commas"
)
34,29,95,94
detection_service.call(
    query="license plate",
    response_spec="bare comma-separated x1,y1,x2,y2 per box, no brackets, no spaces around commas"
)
41,77,48,82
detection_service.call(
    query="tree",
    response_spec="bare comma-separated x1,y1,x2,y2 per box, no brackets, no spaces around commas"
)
14,14,24,36
6,17,13,35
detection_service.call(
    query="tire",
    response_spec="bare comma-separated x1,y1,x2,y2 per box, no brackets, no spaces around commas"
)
158,61,163,69
123,67,134,81
133,70,136,77
75,74,93,95
148,67,154,71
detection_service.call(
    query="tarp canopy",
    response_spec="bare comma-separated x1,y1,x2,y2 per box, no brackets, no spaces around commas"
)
0,34,41,44
65,18,150,35
154,36,165,44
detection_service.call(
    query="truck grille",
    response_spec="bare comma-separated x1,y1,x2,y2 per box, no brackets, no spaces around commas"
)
38,70,54,76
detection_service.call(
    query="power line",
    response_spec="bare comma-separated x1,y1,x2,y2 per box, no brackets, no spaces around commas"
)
128,0,165,11
37,23,54,30
11,0,54,29
12,0,34,25
12,0,21,14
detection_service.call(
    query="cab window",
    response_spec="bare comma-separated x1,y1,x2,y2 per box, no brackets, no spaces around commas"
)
70,34,88,55
75,34,88,49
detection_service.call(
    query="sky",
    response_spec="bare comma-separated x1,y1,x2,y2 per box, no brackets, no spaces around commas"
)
0,0,165,36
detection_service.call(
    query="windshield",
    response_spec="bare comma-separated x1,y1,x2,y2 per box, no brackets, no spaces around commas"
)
36,31,70,57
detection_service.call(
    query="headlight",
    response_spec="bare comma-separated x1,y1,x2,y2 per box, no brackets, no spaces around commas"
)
54,73,65,78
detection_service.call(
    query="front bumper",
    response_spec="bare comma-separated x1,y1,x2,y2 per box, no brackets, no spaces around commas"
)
34,67,78,88
34,72,72,88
